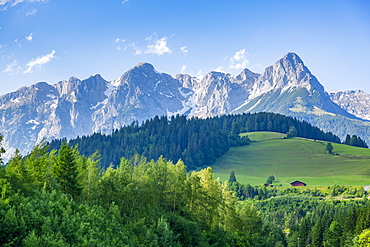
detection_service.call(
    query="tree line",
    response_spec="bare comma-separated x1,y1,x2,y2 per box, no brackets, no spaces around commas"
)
344,134,368,148
49,113,344,169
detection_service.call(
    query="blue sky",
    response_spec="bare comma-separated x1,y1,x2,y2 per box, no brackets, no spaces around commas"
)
0,0,369,95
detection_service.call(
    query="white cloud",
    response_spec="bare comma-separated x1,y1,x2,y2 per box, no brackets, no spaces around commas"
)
214,66,226,73
24,50,56,73
180,46,188,54
26,33,33,41
3,60,22,74
229,49,249,70
180,64,187,74
129,43,143,55
122,0,129,3
26,8,37,15
123,35,172,56
14,39,22,48
114,38,127,50
145,37,172,55
0,0,21,9
1,0,47,11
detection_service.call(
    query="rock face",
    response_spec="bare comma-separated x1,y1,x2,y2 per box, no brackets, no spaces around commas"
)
233,52,356,119
329,90,370,121
1,53,369,158
0,63,195,156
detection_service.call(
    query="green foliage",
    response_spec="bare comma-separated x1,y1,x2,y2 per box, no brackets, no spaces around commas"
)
213,136,370,186
48,112,342,170
347,135,369,148
2,116,369,246
228,170,236,183
266,175,275,185
326,142,334,154
286,126,297,138
2,137,286,246
356,229,370,247
53,142,81,198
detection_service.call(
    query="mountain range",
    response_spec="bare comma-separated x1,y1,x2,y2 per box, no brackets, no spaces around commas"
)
1,52,369,158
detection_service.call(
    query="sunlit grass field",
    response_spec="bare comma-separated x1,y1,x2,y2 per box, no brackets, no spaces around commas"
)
212,132,370,186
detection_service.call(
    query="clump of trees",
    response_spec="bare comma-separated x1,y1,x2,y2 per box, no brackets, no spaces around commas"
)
266,175,275,185
286,126,298,138
344,134,368,148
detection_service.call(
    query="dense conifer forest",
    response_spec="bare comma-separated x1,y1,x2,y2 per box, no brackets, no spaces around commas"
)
49,113,342,169
2,113,370,246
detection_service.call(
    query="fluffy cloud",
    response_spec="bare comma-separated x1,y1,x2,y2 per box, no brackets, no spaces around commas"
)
229,49,249,70
3,59,22,74
180,46,188,54
122,0,129,3
145,37,172,55
214,66,226,73
121,35,172,56
24,50,55,73
26,33,33,41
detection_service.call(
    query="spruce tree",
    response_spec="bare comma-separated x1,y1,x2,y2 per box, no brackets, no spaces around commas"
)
229,170,237,184
53,142,81,197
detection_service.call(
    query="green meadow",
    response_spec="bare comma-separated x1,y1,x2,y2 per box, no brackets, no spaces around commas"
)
212,132,370,186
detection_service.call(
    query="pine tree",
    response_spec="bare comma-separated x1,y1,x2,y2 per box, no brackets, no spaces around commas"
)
344,134,351,145
53,142,81,197
229,170,237,184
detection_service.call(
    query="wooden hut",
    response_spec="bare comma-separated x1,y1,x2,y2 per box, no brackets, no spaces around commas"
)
290,180,306,186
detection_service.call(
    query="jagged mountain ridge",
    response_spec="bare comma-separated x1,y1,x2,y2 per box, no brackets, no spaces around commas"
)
329,90,370,121
0,63,195,156
1,52,369,158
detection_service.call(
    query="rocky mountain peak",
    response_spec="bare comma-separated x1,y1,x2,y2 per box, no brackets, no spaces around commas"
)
282,52,304,64
133,62,156,71
248,52,325,100
175,74,198,89
236,68,260,82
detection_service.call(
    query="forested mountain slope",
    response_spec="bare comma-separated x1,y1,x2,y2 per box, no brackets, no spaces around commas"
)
49,113,341,169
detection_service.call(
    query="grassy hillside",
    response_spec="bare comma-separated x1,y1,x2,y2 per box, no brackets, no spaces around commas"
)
212,132,370,186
